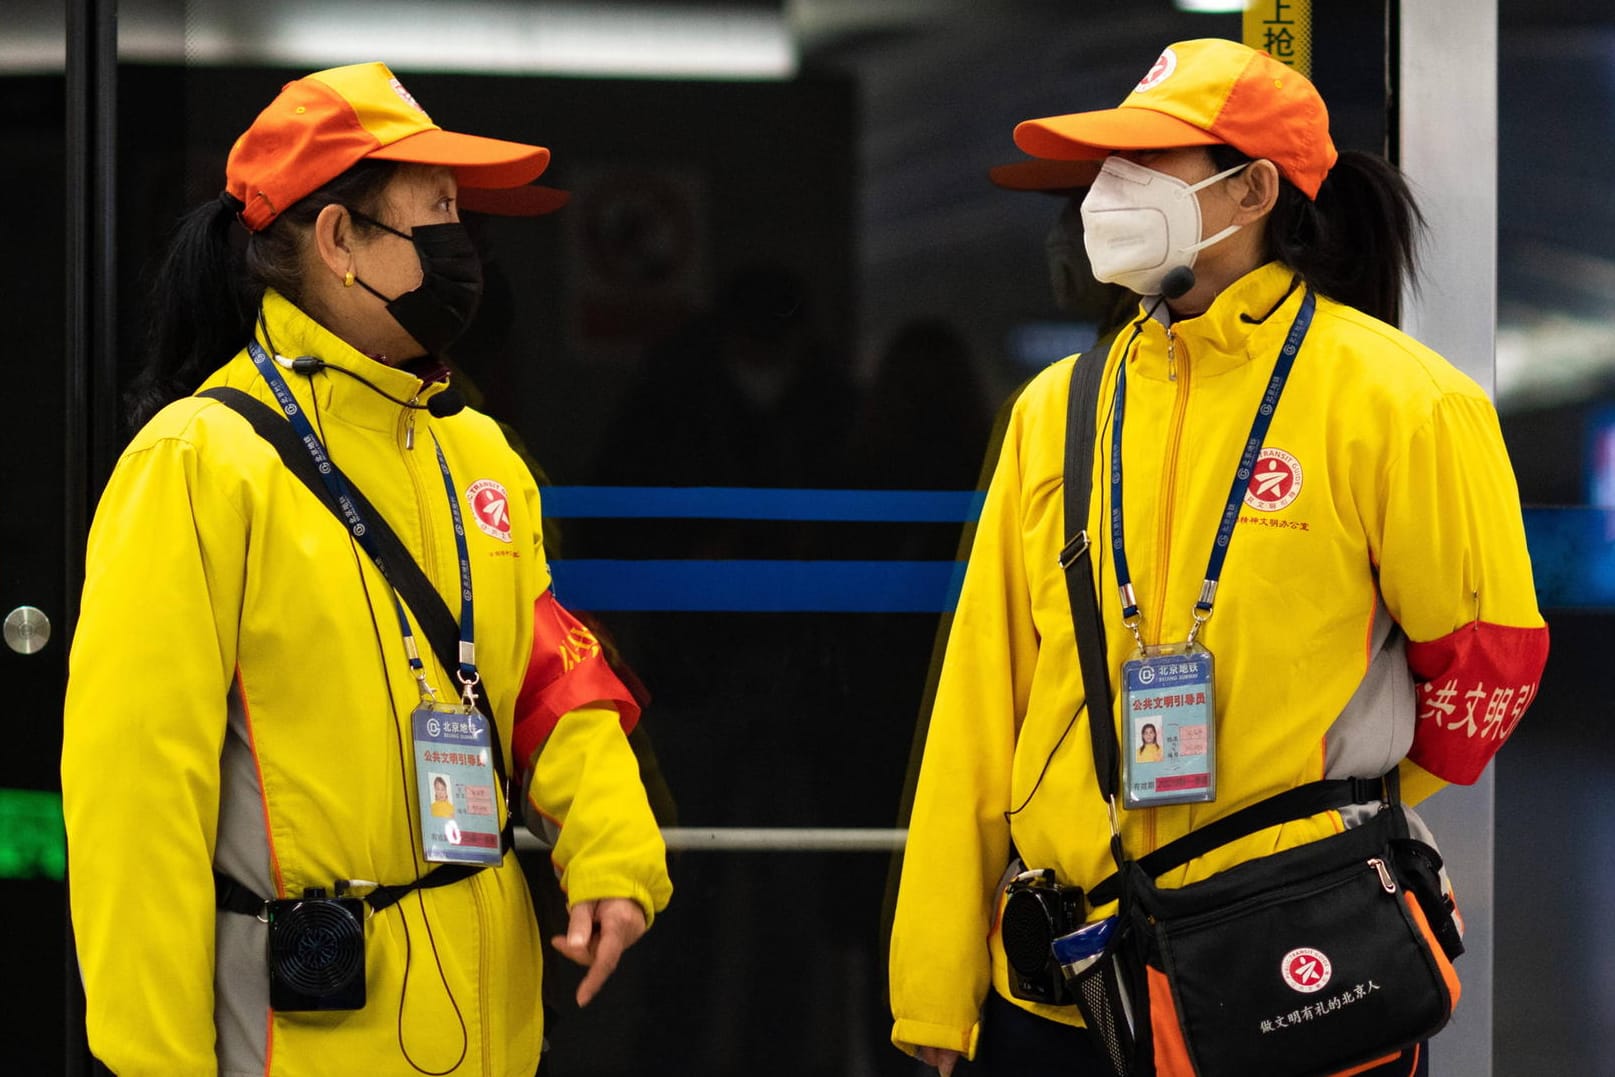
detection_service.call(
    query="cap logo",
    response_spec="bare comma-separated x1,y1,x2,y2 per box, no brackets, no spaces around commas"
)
1281,947,1333,993
389,77,425,114
466,479,514,542
1135,48,1179,93
1244,447,1302,512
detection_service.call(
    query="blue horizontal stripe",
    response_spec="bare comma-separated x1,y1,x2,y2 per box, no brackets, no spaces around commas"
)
544,506,1608,613
542,486,985,523
550,559,968,613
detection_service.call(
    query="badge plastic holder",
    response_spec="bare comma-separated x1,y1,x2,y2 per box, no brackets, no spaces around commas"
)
1120,642,1218,809
411,701,504,866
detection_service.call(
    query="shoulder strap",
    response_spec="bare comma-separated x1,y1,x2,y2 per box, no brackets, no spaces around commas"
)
215,861,482,916
197,386,507,786
1085,774,1394,906
1059,352,1119,803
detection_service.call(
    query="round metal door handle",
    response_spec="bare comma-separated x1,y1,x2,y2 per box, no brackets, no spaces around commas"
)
3,606,51,655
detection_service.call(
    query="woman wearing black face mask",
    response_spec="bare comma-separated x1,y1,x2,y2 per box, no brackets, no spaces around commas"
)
328,197,487,362
65,62,671,1075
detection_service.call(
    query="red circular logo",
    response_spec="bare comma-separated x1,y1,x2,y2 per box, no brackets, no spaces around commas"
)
1281,948,1332,993
465,479,513,542
1135,48,1178,92
1244,448,1302,512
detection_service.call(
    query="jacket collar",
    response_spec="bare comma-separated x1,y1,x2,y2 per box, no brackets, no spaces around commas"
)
1124,262,1306,383
247,290,452,434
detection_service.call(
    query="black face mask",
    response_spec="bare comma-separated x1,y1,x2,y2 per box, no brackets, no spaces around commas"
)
348,209,484,357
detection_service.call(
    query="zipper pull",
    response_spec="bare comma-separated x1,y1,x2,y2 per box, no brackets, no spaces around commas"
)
404,403,417,450
1166,328,1178,382
1369,858,1397,893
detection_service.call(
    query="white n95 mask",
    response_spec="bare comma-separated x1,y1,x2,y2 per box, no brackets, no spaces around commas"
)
1080,155,1249,296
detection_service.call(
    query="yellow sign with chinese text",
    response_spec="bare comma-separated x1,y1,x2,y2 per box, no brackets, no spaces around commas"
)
1244,0,1312,76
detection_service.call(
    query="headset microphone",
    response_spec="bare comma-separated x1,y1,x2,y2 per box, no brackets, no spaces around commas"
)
1160,265,1196,300
281,354,465,417
427,389,466,418
1138,266,1198,326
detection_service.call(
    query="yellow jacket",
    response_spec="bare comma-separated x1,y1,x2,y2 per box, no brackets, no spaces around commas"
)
62,292,671,1076
889,264,1547,1057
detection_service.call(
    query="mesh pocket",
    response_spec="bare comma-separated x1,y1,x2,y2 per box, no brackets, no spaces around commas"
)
1068,950,1134,1077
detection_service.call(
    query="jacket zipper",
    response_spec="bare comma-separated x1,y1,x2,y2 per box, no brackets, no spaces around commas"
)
400,397,442,592
1144,326,1191,855
1150,327,1191,642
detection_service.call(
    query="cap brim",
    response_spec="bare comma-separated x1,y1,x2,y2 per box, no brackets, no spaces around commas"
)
458,184,571,217
988,158,1101,193
369,128,551,189
1014,106,1221,160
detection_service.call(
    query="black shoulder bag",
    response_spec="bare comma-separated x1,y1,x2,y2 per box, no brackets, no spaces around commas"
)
1053,358,1464,1077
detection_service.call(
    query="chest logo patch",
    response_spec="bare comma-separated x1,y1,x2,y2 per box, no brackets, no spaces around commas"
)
1244,448,1302,512
465,479,514,542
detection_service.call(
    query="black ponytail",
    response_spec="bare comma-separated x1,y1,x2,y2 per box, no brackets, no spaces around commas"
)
125,197,251,432
127,160,398,433
1210,145,1425,326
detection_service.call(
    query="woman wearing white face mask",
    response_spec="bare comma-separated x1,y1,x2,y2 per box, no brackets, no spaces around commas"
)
889,38,1547,1077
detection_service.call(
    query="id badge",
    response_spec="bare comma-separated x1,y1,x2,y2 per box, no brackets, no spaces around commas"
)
1120,643,1217,808
411,702,504,865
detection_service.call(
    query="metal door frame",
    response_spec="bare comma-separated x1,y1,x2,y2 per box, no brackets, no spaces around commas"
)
1399,4,1499,1076
64,2,117,1072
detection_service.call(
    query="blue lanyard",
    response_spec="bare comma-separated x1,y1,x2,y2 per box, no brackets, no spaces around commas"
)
1108,288,1316,645
247,340,480,702
430,435,480,694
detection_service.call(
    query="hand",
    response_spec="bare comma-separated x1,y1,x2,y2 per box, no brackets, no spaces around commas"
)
550,897,648,1007
918,1046,962,1076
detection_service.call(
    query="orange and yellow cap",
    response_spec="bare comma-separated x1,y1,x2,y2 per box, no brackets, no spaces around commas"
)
1012,38,1337,199
224,62,551,232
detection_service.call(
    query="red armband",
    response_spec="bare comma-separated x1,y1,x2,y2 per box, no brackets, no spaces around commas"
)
1406,620,1549,784
512,591,641,767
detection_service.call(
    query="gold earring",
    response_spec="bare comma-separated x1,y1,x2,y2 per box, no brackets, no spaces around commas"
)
343,270,355,287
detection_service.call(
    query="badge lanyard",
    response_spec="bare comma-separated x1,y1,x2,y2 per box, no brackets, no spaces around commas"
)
246,340,482,707
1108,288,1315,806
248,340,507,864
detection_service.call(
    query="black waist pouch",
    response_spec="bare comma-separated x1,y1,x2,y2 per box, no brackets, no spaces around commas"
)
1123,806,1460,1077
